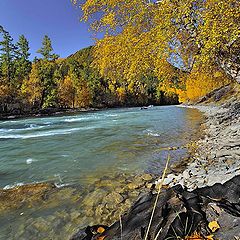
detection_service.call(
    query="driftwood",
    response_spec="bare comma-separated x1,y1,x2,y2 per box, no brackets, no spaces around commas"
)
71,175,240,240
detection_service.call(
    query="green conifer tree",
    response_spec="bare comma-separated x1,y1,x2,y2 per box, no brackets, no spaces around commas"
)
0,25,17,85
15,35,31,86
37,35,59,61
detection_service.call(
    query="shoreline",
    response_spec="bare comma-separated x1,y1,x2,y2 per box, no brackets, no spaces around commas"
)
71,84,240,239
160,102,240,191
0,103,181,121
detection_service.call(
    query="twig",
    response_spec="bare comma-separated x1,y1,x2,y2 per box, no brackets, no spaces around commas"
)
120,214,123,240
144,153,171,240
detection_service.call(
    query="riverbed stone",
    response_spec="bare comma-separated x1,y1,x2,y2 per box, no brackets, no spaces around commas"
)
126,178,145,189
0,183,55,211
82,189,108,207
141,173,153,181
104,192,124,207
70,211,81,221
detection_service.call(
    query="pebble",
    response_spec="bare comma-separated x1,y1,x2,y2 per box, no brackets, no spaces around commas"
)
165,98,240,190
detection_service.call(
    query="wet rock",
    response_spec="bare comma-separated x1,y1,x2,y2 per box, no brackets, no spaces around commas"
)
104,192,124,209
70,211,81,222
32,217,49,232
126,178,144,190
127,190,139,199
82,189,108,207
73,175,240,240
141,173,153,181
0,183,55,211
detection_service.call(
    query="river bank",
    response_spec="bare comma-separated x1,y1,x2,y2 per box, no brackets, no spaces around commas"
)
0,107,100,121
161,84,240,190
72,84,240,239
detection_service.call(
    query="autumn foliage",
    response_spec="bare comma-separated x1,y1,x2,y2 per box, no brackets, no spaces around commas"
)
1,0,239,114
73,0,239,102
1,29,176,115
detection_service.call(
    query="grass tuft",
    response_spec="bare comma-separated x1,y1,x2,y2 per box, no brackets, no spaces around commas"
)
144,153,171,240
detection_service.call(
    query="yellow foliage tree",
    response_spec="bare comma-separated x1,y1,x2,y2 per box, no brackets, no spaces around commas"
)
75,82,92,108
179,67,231,102
58,75,75,108
21,64,43,108
73,0,239,101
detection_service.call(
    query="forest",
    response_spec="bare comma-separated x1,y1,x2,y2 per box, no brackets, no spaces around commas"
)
0,27,178,116
1,0,239,116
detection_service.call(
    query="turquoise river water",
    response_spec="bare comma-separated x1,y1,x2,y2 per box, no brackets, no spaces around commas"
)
0,106,202,239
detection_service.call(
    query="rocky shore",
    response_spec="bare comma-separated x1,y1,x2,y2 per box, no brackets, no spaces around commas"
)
72,84,240,239
160,85,240,190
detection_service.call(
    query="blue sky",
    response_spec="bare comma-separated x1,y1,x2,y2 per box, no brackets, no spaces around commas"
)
0,0,94,60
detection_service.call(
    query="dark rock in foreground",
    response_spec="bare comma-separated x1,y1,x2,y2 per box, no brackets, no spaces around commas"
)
71,175,240,240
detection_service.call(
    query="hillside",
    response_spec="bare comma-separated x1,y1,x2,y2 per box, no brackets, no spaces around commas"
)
0,46,180,118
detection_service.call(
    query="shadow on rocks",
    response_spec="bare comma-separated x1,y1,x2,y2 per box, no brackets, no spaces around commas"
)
71,175,240,240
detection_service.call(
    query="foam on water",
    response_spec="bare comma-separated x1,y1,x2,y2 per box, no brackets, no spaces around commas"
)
3,182,26,190
63,113,118,123
17,125,46,132
64,117,85,122
0,124,47,134
54,182,70,188
144,129,161,137
0,127,86,139
26,158,38,164
3,180,69,190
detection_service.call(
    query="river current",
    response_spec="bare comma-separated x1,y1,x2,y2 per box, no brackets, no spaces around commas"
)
0,106,202,239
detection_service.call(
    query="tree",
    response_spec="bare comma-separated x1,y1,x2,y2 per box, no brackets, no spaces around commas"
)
21,63,43,108
15,35,31,86
21,60,58,109
58,75,76,108
32,35,60,108
37,35,59,61
0,25,16,85
73,0,239,100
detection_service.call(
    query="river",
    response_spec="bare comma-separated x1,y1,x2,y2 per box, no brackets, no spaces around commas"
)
0,106,202,239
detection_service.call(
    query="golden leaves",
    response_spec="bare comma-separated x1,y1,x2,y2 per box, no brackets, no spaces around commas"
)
183,221,220,240
97,226,106,234
76,0,239,102
184,232,203,239
178,65,231,102
208,221,220,233
184,231,215,240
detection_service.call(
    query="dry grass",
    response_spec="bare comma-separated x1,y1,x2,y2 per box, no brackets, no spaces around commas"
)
144,154,171,240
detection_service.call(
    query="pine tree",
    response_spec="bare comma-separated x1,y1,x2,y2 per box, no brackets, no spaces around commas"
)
32,35,60,108
15,35,31,86
37,35,59,61
0,25,17,85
